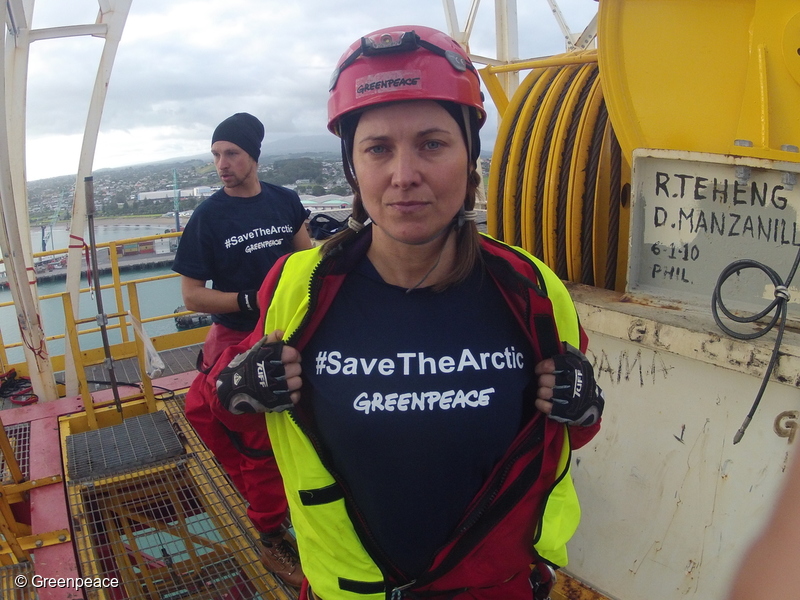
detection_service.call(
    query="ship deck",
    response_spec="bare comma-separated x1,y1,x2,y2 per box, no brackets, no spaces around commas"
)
82,343,202,394
0,338,301,600
0,210,603,600
0,341,603,600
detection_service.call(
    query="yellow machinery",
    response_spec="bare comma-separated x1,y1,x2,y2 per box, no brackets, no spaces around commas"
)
484,50,630,292
598,0,800,163
482,0,800,297
477,3,800,599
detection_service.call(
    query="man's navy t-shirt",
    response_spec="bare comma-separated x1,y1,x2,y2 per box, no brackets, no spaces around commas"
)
302,257,535,577
172,182,305,331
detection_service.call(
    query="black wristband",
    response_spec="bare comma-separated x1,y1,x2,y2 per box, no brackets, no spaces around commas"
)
237,290,259,313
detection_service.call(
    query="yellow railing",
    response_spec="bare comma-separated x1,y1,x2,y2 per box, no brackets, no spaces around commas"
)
0,230,208,393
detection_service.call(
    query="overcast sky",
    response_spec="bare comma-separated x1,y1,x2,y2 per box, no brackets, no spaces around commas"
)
22,0,597,181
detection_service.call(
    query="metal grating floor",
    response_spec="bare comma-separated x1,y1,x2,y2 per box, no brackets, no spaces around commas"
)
83,344,203,393
0,562,35,599
0,422,30,484
48,343,202,396
66,395,297,600
66,411,184,480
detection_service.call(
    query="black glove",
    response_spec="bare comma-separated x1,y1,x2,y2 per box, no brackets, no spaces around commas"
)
216,336,293,414
549,343,604,427
237,289,259,314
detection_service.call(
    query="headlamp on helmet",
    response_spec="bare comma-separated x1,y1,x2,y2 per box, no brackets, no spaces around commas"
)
327,25,485,135
363,31,417,54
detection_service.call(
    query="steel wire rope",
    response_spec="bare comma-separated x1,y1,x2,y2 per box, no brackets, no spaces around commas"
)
55,377,176,400
491,74,530,240
535,67,580,261
556,66,598,282
579,103,608,286
711,247,800,443
491,115,514,239
512,82,545,247
605,129,622,290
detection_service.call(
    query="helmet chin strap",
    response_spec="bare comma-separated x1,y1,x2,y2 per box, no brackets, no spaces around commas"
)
461,104,473,165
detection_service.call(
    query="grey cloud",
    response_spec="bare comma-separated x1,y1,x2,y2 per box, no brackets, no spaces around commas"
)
23,0,597,179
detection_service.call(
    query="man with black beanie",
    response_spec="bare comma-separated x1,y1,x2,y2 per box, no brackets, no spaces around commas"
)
173,112,311,586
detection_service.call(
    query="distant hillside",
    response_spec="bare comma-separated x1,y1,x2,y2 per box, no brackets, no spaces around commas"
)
101,131,493,169
262,134,341,157
109,135,342,171
29,131,495,185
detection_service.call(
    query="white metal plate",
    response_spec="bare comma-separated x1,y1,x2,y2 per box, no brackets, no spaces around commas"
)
627,149,800,320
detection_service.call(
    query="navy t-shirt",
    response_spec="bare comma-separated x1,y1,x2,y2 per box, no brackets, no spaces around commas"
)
302,257,535,577
172,182,306,331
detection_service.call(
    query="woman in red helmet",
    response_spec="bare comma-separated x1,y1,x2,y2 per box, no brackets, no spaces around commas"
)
209,26,604,599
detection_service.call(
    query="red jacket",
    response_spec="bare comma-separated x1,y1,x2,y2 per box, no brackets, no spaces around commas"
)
208,229,600,598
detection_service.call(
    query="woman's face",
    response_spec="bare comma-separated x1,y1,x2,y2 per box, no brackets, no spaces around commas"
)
352,100,469,247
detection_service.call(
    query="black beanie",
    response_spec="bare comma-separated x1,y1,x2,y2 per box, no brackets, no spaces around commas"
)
212,112,265,161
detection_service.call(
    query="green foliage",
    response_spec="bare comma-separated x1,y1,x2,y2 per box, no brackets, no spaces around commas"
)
28,156,357,220
267,157,323,186
328,185,351,196
196,163,217,175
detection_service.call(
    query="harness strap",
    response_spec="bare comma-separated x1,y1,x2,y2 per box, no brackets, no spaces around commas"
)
299,483,345,506
339,579,385,595
195,349,211,374
533,314,560,359
222,426,274,459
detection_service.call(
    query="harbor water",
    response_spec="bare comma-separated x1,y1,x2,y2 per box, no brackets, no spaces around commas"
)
0,222,186,365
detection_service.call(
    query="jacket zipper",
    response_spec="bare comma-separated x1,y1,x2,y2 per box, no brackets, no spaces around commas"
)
283,251,411,589
456,419,544,537
413,417,546,587
282,240,553,596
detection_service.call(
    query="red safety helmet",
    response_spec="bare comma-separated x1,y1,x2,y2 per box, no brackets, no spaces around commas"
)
327,25,486,135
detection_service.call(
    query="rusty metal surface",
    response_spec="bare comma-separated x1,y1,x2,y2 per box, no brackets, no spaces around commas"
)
553,571,612,600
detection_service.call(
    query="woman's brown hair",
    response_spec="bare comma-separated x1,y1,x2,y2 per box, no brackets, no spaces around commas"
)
321,102,483,291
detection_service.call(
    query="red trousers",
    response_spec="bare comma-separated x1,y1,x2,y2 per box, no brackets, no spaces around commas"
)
184,323,288,533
